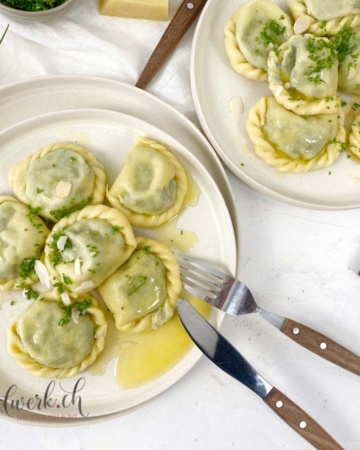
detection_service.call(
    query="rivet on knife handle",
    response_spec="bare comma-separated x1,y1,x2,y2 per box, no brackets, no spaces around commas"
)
136,0,209,90
265,388,344,450
281,318,360,376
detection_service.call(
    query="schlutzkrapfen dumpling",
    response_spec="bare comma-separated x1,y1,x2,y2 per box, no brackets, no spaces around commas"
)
335,27,360,95
246,97,346,172
44,205,137,296
7,295,107,378
0,196,49,291
225,0,293,81
348,115,360,160
108,137,188,227
9,142,107,223
288,0,360,36
267,34,340,115
99,237,182,333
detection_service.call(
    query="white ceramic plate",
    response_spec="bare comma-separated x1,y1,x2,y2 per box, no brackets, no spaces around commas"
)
191,0,360,210
0,108,236,420
0,75,238,233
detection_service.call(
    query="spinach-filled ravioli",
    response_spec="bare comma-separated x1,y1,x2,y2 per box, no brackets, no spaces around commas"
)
7,295,107,378
224,0,293,81
348,115,360,160
336,28,360,96
44,205,137,295
267,34,339,115
246,97,346,172
9,142,106,223
107,137,188,227
287,0,360,36
99,237,182,333
0,196,49,291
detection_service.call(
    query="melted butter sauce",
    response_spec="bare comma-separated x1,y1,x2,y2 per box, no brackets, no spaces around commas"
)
88,295,210,389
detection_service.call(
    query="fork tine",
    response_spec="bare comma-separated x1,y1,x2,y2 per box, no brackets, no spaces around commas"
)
179,265,222,291
180,276,218,300
178,256,227,284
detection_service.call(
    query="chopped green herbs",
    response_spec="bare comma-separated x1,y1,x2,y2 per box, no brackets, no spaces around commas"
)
47,232,72,266
0,0,66,11
260,20,286,49
128,275,148,296
24,286,39,300
58,298,92,327
36,188,44,194
305,37,336,84
62,274,73,285
49,197,90,221
18,257,37,279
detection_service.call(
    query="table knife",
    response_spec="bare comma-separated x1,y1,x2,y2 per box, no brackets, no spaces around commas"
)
177,299,343,450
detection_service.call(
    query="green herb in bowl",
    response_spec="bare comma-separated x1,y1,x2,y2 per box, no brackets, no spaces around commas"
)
0,0,66,11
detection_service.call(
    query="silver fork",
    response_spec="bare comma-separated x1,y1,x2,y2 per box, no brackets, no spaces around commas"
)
178,255,360,376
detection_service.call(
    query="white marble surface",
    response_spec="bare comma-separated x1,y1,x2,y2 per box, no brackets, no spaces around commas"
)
0,0,360,449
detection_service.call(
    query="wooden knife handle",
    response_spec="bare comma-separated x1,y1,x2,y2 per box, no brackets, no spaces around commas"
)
281,318,360,376
265,388,343,450
136,0,208,90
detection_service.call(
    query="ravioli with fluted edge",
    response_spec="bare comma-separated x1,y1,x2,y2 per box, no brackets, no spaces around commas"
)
44,205,137,296
107,137,188,227
287,0,360,36
267,34,340,116
246,97,346,172
9,142,107,223
0,196,49,291
99,236,182,333
348,115,360,160
336,27,360,96
7,295,107,378
224,0,293,81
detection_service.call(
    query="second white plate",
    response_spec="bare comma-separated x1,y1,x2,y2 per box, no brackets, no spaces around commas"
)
0,108,236,419
191,0,360,210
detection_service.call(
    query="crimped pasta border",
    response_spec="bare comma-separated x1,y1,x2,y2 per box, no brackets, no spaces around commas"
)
287,0,360,36
44,204,137,295
107,137,188,228
7,295,107,378
8,142,107,222
0,196,49,291
267,35,340,116
102,236,182,333
246,97,346,173
224,19,268,82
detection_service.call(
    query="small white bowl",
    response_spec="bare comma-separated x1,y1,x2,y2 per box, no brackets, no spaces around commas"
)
0,0,76,21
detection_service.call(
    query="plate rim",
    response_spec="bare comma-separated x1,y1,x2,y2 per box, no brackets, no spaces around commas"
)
190,0,360,211
0,107,237,421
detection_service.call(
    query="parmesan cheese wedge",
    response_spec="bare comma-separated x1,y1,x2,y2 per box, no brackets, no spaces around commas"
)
99,0,169,21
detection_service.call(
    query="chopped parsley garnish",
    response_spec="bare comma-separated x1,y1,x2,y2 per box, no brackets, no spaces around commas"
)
331,26,359,63
86,244,99,257
27,207,44,232
260,20,286,49
111,225,123,234
24,286,39,300
36,188,44,194
0,0,66,11
58,298,92,327
143,246,151,255
18,257,37,279
128,275,148,296
47,232,72,266
305,37,336,84
49,197,90,221
62,274,73,285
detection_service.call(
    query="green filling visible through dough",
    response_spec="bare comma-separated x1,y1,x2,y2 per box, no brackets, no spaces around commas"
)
107,249,167,326
17,300,94,369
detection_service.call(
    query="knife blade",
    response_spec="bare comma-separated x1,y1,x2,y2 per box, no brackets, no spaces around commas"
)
177,299,343,450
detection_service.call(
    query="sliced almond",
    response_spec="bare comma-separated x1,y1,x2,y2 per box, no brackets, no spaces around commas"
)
348,67,357,80
228,96,244,115
71,308,81,324
34,260,51,290
294,15,311,35
57,235,68,252
285,82,291,90
60,292,71,306
267,42,274,51
75,280,95,293
55,181,72,198
74,257,82,276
